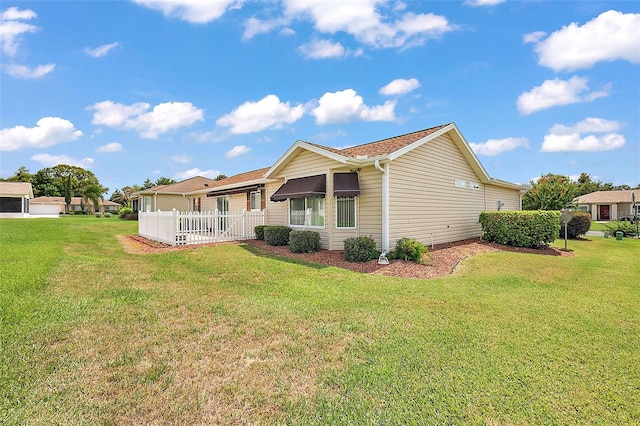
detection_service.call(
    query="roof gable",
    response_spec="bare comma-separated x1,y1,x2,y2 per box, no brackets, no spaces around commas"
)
140,176,218,194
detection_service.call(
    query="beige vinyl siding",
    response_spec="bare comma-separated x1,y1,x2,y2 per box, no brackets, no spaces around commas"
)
200,196,216,212
155,194,190,212
265,181,287,225
388,134,519,246
484,184,521,212
228,193,246,212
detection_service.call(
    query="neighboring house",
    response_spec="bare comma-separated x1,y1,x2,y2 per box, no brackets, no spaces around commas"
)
30,196,121,214
130,176,219,212
575,190,640,221
201,122,522,252
0,182,33,218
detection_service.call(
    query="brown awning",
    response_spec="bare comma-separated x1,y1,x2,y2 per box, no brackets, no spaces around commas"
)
206,184,263,197
334,173,360,197
270,174,326,202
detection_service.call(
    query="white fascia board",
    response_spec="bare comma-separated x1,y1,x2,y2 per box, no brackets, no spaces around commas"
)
185,178,271,196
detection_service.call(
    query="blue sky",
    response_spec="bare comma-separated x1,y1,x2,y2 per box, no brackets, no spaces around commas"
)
1,0,639,196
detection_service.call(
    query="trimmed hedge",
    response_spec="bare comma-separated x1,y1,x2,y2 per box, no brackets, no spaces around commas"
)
559,212,591,239
344,236,379,262
479,210,560,248
289,230,321,253
254,225,267,240
390,237,428,263
264,226,292,246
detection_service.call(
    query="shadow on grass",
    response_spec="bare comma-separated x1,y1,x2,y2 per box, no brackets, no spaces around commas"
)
239,242,330,270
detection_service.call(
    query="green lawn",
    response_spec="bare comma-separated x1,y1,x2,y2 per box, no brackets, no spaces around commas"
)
1,217,639,425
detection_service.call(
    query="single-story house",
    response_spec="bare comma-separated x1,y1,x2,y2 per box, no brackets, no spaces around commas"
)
575,190,640,221
30,196,121,215
197,122,522,252
129,176,219,212
0,182,33,218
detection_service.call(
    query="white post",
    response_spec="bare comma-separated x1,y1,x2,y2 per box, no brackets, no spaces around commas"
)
242,209,246,238
171,209,177,246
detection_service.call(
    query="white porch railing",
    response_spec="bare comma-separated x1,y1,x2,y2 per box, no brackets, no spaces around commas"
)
138,209,265,246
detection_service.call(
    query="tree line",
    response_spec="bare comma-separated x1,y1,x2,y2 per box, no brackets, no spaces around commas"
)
522,172,639,211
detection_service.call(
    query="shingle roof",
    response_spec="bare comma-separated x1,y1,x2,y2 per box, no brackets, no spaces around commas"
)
576,190,640,204
0,181,34,196
305,123,451,158
208,167,270,189
140,176,218,194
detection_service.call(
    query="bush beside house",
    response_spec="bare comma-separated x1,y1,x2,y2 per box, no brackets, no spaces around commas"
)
289,230,320,253
559,212,591,239
479,211,560,248
264,226,292,246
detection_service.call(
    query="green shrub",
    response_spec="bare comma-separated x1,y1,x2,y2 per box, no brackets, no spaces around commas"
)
390,237,429,263
94,212,102,218
103,212,112,218
344,236,379,262
479,210,560,248
264,226,292,246
118,207,133,219
559,212,591,238
604,221,638,237
289,230,321,253
121,213,138,221
254,225,267,240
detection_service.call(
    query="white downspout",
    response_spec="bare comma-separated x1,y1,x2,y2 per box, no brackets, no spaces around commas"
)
374,160,390,257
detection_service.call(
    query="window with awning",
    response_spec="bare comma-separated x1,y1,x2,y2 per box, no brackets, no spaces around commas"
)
333,173,360,197
270,174,326,202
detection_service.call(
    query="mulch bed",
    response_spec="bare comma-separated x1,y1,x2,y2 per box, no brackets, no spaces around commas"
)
119,235,571,280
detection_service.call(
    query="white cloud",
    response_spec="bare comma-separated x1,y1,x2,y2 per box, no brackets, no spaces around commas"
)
516,76,609,115
96,142,122,153
243,16,289,40
225,145,251,158
523,31,546,44
87,100,204,139
132,0,243,24
216,94,304,134
0,7,55,79
31,153,94,169
171,154,191,164
379,78,420,96
283,0,455,49
2,63,55,79
527,10,640,71
311,89,396,125
463,0,506,6
0,117,83,151
298,39,347,59
84,42,120,58
541,117,625,152
470,137,529,156
174,168,221,180
0,6,38,56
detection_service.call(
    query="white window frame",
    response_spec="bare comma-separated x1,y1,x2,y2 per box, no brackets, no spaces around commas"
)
143,196,152,212
335,196,356,229
289,197,325,228
250,191,261,211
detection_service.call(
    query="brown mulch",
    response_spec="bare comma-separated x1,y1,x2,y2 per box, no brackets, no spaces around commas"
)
118,235,572,280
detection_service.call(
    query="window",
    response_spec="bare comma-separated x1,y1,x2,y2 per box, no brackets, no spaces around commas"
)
289,197,324,227
143,196,152,212
250,191,261,211
336,196,356,228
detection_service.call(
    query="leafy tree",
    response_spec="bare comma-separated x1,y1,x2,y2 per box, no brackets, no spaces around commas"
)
109,189,126,206
1,166,32,182
64,175,72,213
31,169,61,196
522,174,579,211
215,174,228,181
155,176,176,186
31,165,107,198
142,178,155,189
81,183,105,213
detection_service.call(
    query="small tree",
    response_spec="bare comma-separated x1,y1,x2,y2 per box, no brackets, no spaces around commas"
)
522,174,579,211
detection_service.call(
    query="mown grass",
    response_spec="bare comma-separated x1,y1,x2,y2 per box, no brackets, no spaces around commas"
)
1,217,638,424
